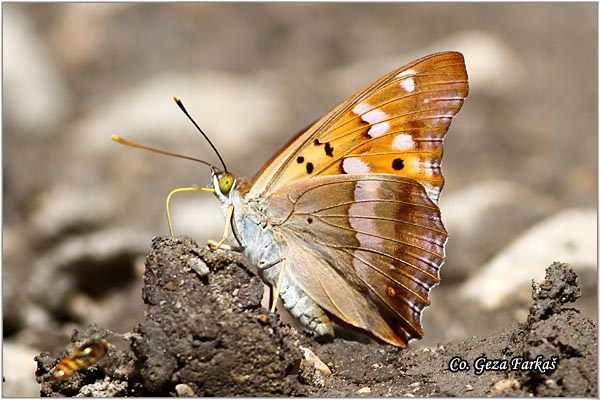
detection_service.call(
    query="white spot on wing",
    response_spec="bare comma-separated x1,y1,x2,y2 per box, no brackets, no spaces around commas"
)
400,77,415,92
354,106,390,137
348,181,383,279
362,108,387,125
368,122,389,138
342,158,370,174
396,69,414,78
392,134,414,150
352,102,371,115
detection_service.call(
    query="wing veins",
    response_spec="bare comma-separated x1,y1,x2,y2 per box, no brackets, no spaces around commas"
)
337,242,439,287
264,74,392,189
310,257,354,323
342,248,430,308
298,229,437,298
288,175,428,204
312,106,461,177
296,197,440,214
310,214,445,263
329,86,466,135
340,247,437,302
346,150,435,157
313,213,446,249
342,249,424,335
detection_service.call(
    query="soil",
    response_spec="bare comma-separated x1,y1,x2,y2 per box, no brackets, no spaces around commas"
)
35,236,597,397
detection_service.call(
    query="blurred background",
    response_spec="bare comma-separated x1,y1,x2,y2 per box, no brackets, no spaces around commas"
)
3,3,597,396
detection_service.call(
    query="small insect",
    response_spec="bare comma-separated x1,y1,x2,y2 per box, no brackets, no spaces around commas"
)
51,338,109,382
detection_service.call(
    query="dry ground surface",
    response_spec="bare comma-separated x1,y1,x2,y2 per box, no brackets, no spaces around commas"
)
35,237,596,396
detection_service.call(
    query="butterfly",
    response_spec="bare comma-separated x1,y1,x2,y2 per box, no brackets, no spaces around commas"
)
114,51,468,346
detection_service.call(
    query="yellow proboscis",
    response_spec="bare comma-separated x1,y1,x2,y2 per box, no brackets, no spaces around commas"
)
165,187,215,237
165,187,233,255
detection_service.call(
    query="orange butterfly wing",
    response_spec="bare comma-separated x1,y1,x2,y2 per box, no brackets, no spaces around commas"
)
250,51,468,203
246,52,468,346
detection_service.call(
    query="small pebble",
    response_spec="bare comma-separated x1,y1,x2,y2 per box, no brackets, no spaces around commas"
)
544,379,557,389
175,383,195,397
187,258,209,278
300,346,331,376
491,379,520,395
256,314,269,325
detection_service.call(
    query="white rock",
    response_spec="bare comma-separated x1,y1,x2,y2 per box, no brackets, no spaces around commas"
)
75,71,287,160
460,208,597,309
4,5,71,134
30,183,114,238
438,180,556,280
329,30,522,97
2,341,41,397
78,377,128,397
426,30,523,94
439,180,555,236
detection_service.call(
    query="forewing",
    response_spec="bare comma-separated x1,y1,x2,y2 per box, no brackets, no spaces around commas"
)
251,51,468,203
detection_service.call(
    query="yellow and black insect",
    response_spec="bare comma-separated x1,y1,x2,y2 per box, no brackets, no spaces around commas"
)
51,338,109,382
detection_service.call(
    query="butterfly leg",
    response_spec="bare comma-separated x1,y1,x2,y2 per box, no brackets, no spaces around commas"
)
165,186,215,237
262,258,287,313
255,257,285,312
207,203,234,251
206,240,233,251
271,258,286,313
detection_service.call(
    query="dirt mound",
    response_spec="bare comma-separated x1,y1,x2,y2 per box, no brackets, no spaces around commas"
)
36,237,597,396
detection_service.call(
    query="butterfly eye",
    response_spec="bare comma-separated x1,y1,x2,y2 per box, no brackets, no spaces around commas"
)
218,173,235,195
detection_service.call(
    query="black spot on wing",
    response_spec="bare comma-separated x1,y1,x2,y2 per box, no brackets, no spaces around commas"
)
392,158,405,170
324,142,334,157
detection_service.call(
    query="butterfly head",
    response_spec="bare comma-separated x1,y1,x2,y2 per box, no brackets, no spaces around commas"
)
212,169,236,201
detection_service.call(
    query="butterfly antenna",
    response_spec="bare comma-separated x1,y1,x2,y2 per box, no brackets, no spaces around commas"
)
111,135,216,170
173,96,228,173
